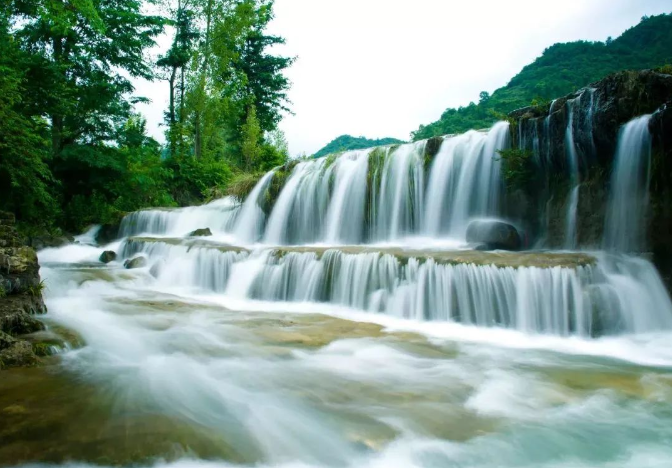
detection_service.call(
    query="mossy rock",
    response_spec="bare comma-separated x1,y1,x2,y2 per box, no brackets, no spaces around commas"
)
123,256,147,269
99,250,117,263
189,228,212,237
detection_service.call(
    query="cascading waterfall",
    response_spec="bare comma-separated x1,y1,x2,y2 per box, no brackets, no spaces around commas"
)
118,238,672,337
544,99,558,167
119,197,240,238
108,120,672,339
603,115,653,252
423,122,508,236
324,150,370,243
564,98,580,249
257,123,509,245
371,142,426,241
233,170,276,243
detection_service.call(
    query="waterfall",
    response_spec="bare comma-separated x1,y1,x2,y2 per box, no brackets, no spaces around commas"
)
423,122,508,237
564,98,580,249
258,122,509,245
119,238,672,337
543,99,557,167
324,150,370,243
603,115,653,252
371,142,426,241
233,171,275,243
119,197,240,238
109,119,672,340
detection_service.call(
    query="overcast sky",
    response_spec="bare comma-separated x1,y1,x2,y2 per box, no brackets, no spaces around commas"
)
133,0,672,156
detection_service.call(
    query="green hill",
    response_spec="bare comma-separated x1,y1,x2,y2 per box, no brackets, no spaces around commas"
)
314,135,405,158
412,13,672,140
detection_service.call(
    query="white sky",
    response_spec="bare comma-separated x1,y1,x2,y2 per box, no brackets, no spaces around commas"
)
133,0,672,156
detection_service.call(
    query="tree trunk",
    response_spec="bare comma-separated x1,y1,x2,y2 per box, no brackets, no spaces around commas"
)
168,67,177,158
51,36,64,156
194,0,213,160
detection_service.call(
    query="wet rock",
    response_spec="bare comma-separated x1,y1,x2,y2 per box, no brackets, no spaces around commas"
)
0,334,38,369
26,235,72,250
466,220,522,251
95,223,121,245
99,251,117,263
189,228,212,237
123,256,147,269
0,211,46,369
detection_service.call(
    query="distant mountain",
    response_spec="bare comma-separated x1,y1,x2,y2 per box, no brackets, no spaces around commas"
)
413,13,672,140
313,135,405,158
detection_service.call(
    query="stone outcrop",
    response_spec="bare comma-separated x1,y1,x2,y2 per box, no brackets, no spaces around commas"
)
189,228,212,237
0,212,46,369
124,256,147,269
466,220,522,251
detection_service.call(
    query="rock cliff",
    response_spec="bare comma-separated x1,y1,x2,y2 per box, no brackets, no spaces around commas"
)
0,212,47,369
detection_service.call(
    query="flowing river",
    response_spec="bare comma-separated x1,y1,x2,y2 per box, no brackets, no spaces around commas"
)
3,120,672,467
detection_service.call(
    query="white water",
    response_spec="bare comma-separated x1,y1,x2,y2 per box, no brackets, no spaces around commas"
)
119,197,240,239
233,170,275,243
603,115,653,252
122,123,509,246
23,241,672,467
564,98,580,249
117,238,672,337
13,120,672,467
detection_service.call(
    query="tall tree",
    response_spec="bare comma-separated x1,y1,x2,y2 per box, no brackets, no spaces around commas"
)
158,0,199,157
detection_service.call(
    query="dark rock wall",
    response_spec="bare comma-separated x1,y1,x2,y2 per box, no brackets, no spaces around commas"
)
505,70,672,282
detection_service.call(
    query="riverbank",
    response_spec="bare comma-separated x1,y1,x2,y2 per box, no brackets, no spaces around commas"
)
0,212,48,369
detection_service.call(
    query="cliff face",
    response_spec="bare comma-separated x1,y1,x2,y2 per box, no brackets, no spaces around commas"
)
505,70,672,283
0,212,47,369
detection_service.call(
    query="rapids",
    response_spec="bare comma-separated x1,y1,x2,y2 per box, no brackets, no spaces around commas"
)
5,120,672,467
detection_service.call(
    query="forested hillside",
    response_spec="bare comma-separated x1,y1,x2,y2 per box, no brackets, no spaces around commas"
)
0,0,292,234
313,135,404,158
412,13,672,140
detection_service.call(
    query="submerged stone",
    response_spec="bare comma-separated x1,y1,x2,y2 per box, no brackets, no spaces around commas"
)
189,228,213,237
99,250,117,263
123,256,147,269
466,220,522,251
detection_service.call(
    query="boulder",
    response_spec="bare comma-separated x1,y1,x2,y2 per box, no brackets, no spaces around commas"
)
466,220,522,251
0,332,38,369
123,256,147,269
0,210,46,369
189,228,212,237
99,250,117,263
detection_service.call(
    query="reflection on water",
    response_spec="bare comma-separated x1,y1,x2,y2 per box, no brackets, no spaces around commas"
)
3,262,672,467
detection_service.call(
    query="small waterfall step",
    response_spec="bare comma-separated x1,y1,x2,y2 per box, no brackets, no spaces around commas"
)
121,236,597,269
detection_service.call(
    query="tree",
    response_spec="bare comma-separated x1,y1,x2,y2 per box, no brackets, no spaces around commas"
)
0,6,56,225
158,0,199,158
479,91,491,104
241,104,262,171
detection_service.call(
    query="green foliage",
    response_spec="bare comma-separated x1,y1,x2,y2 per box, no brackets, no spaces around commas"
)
163,154,233,206
654,64,672,74
0,0,292,234
314,135,405,158
496,149,534,191
241,104,263,171
413,13,672,140
226,172,265,201
27,280,46,298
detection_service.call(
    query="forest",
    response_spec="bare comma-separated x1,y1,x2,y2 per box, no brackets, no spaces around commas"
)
312,135,404,158
412,13,672,140
0,0,292,234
